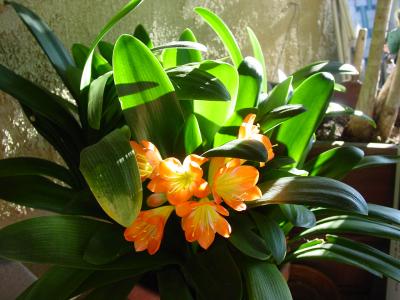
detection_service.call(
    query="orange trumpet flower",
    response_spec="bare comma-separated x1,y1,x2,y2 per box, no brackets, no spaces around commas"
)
212,159,262,211
148,155,210,205
176,198,231,250
239,113,275,163
124,205,174,255
130,140,162,181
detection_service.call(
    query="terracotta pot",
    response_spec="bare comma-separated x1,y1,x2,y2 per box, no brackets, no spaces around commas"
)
128,285,159,300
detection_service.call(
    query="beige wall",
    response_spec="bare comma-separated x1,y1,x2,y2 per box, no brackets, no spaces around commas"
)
0,0,337,226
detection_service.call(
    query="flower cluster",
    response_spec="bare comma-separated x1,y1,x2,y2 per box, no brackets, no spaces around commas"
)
124,114,274,254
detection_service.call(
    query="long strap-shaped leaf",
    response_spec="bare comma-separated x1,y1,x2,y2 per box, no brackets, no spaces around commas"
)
6,1,78,97
113,35,184,156
194,7,243,68
0,215,176,270
80,126,142,227
251,176,368,215
247,27,268,93
0,157,75,187
80,0,144,90
0,64,84,150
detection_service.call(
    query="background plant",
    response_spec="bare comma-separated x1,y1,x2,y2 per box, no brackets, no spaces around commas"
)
0,1,399,299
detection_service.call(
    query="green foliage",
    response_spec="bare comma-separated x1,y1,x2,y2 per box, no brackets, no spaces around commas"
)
1,2,400,299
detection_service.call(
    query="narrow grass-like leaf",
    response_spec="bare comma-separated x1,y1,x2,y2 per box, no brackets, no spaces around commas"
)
153,41,207,53
247,27,267,92
80,126,142,227
259,104,306,133
252,176,368,215
88,71,113,130
273,72,334,166
194,7,243,67
291,61,358,88
326,102,376,128
113,34,184,156
203,139,267,162
80,0,144,90
304,146,364,179
243,261,292,300
0,157,75,187
6,1,78,97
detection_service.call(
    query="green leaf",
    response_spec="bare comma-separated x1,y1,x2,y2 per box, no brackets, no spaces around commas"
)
288,236,400,281
334,83,346,92
184,114,203,155
250,211,286,264
158,269,193,300
0,64,84,150
153,41,207,53
193,61,238,147
133,24,153,48
273,72,334,166
243,261,292,300
84,225,130,265
72,43,112,77
304,146,364,179
163,30,202,69
296,215,400,241
6,1,78,97
251,176,368,215
0,157,75,187
18,267,93,300
291,61,358,88
84,278,137,300
326,102,376,128
235,57,263,111
257,76,293,117
80,0,144,90
259,104,306,133
202,139,267,162
229,215,270,260
184,240,242,300
88,71,113,130
247,27,267,92
113,34,184,156
280,204,316,228
0,175,100,216
0,215,175,270
368,203,400,226
80,126,142,227
98,41,115,65
194,7,243,67
166,65,231,101
354,155,400,170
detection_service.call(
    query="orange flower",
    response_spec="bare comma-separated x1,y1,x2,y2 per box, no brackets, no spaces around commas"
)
176,198,231,249
239,114,275,163
130,140,162,181
146,193,168,208
124,205,174,255
148,155,210,205
212,159,261,211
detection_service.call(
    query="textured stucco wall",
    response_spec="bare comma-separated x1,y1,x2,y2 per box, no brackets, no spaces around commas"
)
0,0,337,227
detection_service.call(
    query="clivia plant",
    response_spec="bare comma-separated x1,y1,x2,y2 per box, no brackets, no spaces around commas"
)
1,1,400,299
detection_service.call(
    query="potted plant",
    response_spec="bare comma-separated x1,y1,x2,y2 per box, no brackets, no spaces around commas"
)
0,1,399,299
